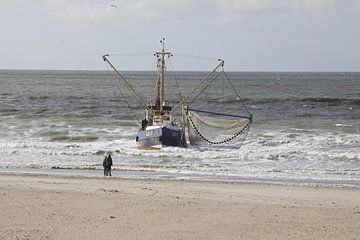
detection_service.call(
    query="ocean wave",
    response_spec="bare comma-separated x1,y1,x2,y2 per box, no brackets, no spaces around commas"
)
247,97,360,106
28,96,50,100
301,97,360,105
50,135,98,142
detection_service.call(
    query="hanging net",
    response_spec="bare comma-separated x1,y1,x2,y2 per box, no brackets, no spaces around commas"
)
186,109,251,146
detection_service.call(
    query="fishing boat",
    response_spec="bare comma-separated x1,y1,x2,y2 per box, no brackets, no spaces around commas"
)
103,39,252,149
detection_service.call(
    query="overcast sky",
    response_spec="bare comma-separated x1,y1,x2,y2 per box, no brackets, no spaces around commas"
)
1,0,360,71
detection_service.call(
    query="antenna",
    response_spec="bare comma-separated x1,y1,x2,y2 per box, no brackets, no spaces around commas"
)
160,38,165,52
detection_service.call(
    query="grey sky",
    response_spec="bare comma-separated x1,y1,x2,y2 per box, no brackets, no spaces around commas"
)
1,0,359,71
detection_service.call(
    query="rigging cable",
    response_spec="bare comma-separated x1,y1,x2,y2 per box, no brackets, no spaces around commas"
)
222,70,252,118
175,53,218,62
106,64,141,126
189,70,222,104
168,57,183,101
166,58,183,124
108,52,153,57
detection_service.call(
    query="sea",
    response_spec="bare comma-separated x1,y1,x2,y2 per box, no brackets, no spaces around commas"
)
0,70,359,186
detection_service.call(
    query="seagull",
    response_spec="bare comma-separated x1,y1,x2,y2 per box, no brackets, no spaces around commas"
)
110,4,117,8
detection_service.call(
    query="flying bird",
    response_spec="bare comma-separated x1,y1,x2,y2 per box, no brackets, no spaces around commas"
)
110,4,117,8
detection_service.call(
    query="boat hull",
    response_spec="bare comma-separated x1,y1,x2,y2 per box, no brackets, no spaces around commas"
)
136,125,184,149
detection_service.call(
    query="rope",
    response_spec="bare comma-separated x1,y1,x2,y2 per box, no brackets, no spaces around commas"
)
170,59,224,115
175,53,218,62
188,70,252,123
223,71,252,118
107,52,152,57
103,55,147,106
167,58,183,124
189,70,222,104
188,108,252,119
106,64,141,126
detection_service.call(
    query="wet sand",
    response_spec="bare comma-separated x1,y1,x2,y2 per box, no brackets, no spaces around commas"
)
0,173,359,240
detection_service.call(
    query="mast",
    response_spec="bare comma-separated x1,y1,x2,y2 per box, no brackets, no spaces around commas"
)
155,38,172,113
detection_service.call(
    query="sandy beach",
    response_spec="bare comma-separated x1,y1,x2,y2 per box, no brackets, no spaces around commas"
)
0,173,359,240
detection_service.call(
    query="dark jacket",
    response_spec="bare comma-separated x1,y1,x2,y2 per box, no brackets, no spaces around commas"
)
103,155,112,168
103,157,108,168
107,155,113,167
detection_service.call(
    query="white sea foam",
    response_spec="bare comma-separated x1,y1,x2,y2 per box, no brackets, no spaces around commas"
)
0,125,359,185
335,123,353,127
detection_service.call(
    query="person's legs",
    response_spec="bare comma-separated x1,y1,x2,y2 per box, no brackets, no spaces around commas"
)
108,167,112,177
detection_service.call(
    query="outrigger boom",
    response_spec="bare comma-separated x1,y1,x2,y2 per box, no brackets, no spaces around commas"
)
103,54,147,108
169,58,224,115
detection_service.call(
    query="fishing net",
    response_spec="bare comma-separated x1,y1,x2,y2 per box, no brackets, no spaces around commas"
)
186,109,251,146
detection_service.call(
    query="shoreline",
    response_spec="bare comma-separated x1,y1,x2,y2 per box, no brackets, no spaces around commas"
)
1,173,360,239
1,167,360,189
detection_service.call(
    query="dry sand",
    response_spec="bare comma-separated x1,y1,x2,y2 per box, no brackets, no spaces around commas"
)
0,173,359,240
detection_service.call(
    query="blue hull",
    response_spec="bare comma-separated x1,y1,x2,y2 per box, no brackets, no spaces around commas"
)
136,125,184,149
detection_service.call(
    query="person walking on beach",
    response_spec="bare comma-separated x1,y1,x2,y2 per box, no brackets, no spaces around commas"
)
107,153,113,176
103,154,108,176
103,153,113,177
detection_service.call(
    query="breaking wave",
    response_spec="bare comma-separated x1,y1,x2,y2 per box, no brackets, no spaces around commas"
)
50,135,99,142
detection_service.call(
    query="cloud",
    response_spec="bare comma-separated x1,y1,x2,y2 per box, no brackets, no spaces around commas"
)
215,0,360,24
10,0,359,25
39,0,114,24
216,0,357,12
39,0,207,24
